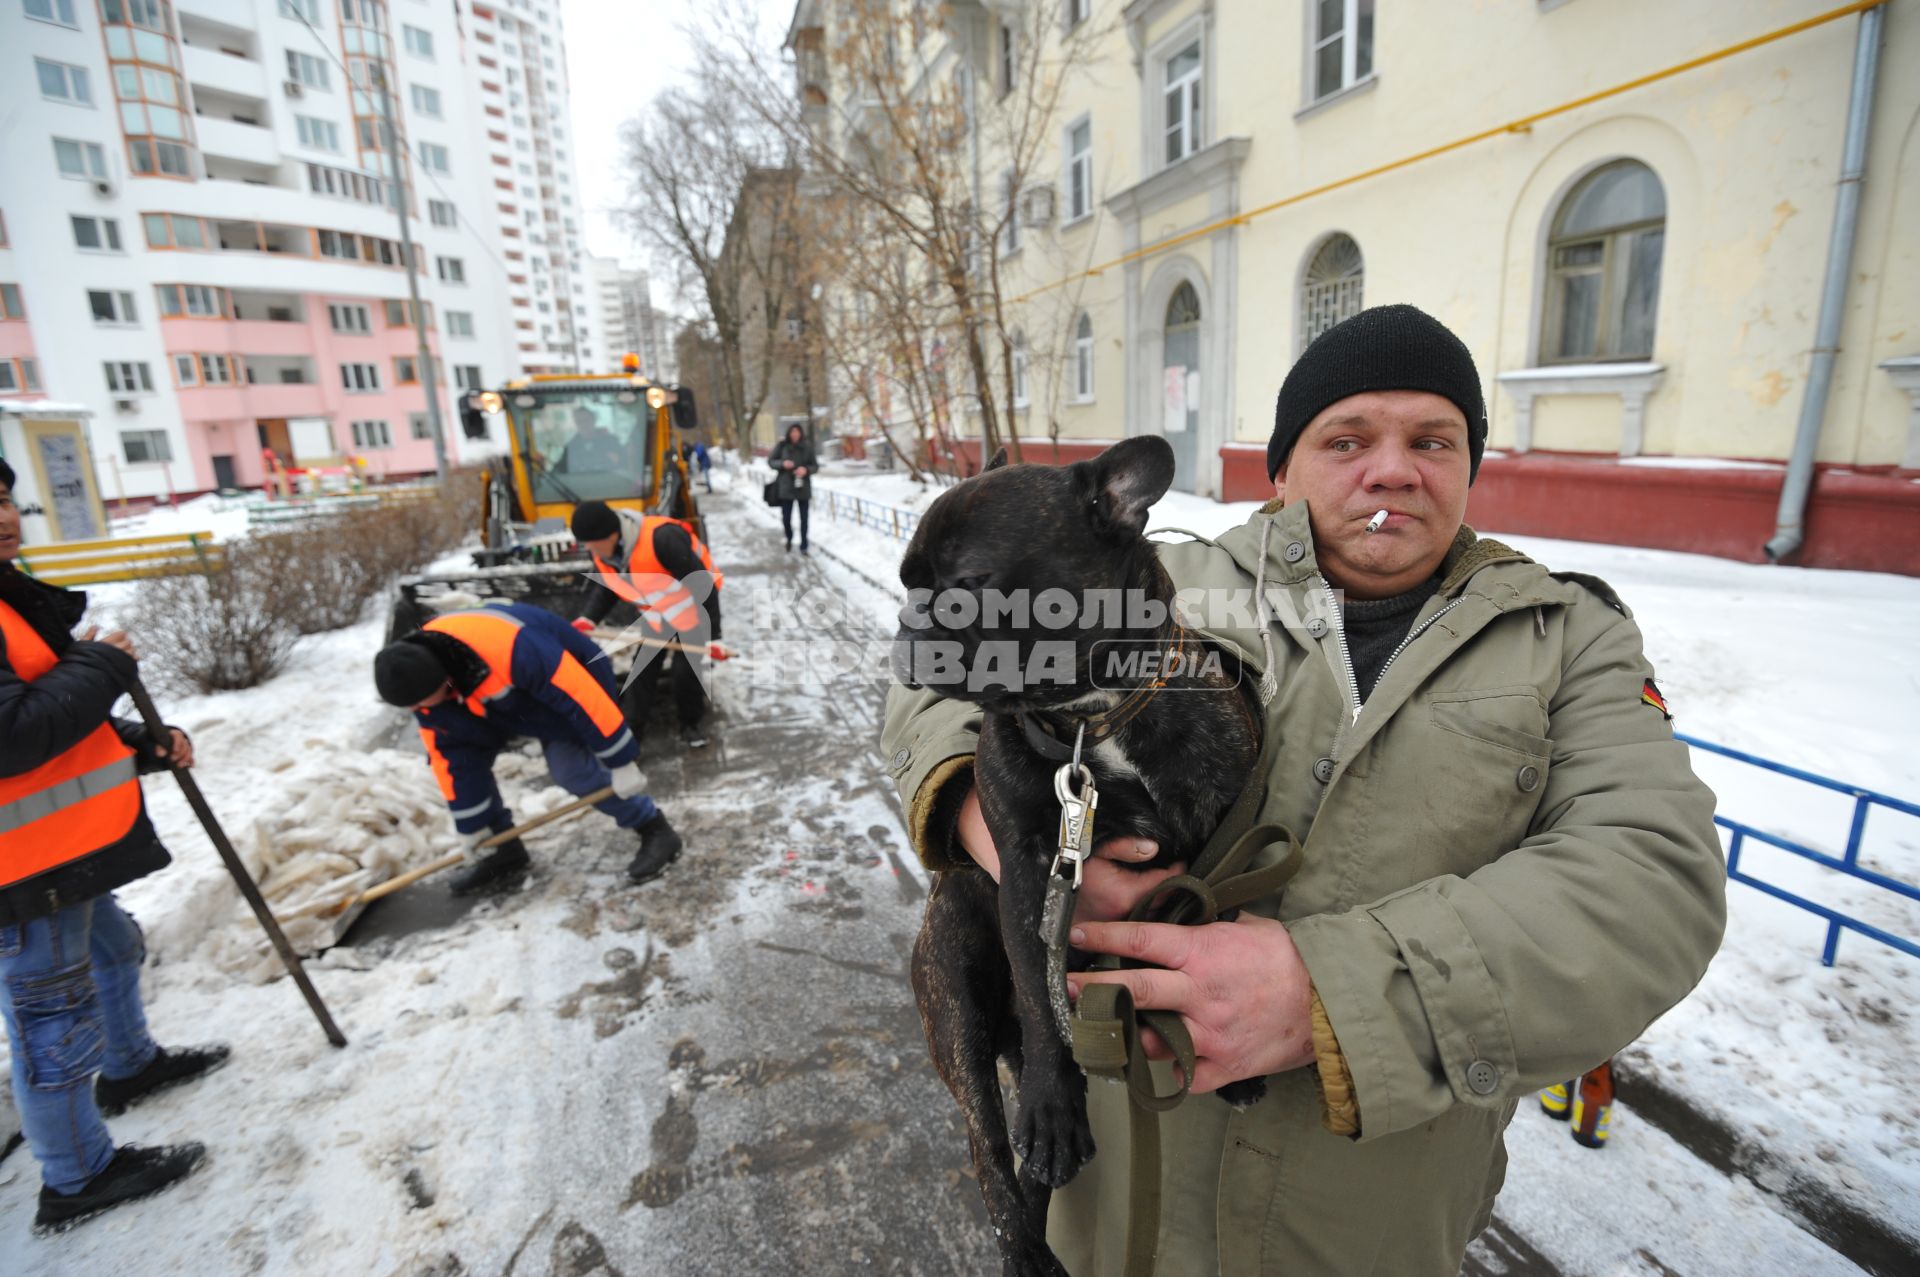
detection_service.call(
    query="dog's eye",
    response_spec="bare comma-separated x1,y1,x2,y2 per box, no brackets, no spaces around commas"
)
953,574,992,593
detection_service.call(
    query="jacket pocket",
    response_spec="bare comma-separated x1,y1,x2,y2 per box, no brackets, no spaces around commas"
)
1399,689,1554,879
6,958,105,1091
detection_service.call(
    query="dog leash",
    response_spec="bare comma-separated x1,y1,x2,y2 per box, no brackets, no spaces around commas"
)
1043,723,1304,1277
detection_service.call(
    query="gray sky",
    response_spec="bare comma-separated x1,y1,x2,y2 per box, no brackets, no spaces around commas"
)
562,0,789,310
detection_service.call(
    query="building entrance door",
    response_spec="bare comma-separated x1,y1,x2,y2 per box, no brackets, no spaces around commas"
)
212,455,237,489
1162,282,1201,493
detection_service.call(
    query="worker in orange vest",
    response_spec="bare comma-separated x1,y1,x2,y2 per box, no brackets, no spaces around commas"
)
0,458,229,1234
373,601,683,891
568,500,726,752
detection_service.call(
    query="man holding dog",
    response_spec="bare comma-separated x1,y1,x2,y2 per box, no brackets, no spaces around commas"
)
882,305,1725,1273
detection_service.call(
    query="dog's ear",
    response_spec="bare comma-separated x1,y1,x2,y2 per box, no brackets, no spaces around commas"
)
1089,436,1175,534
984,447,1010,472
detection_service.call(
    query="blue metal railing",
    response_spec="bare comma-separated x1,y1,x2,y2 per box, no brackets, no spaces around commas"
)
819,489,921,542
1679,733,1920,966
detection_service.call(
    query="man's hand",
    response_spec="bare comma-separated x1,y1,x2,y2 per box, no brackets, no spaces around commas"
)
707,642,733,662
781,459,796,470
954,786,1188,924
796,466,809,479
153,728,193,769
608,761,647,799
1067,915,1317,1093
80,625,138,660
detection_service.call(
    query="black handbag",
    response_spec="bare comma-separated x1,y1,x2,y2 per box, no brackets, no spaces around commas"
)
763,479,781,506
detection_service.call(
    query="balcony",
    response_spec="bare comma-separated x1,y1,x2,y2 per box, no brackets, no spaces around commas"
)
175,0,257,31
176,381,328,422
161,317,315,358
181,43,266,101
196,117,280,168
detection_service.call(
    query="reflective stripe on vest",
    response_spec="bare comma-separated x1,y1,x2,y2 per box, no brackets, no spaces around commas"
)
0,601,144,889
589,516,722,635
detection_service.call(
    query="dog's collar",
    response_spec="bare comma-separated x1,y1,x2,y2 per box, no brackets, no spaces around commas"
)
1015,624,1189,763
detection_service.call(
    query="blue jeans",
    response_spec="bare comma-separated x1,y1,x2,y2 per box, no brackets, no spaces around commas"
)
0,894,159,1193
490,737,656,833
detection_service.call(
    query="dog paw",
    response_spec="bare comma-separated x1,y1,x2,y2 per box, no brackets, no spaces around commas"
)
1011,1091,1096,1188
1217,1076,1267,1108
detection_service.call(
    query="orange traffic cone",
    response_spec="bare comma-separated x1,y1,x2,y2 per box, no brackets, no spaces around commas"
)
1570,1060,1614,1149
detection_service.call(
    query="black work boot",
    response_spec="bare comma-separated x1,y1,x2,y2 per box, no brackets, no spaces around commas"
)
34,1142,208,1235
447,837,531,896
626,813,683,884
96,1043,232,1117
679,721,709,750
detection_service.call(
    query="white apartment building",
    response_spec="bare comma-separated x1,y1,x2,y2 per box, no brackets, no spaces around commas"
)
0,0,595,504
468,0,598,374
588,255,667,379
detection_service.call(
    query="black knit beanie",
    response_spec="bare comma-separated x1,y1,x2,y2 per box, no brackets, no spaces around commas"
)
570,499,620,542
373,637,450,707
0,457,14,491
1269,304,1487,483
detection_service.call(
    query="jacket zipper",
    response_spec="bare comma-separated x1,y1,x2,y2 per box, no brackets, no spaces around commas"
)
1318,578,1364,726
1370,597,1468,702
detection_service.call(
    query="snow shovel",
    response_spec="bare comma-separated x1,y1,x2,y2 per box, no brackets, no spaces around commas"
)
293,784,617,921
128,678,348,1049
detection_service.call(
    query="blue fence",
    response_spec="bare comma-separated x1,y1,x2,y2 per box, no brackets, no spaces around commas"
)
1679,734,1920,966
819,490,920,542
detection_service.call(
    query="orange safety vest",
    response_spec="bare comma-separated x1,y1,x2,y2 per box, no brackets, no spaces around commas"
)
415,608,627,809
590,516,722,634
0,603,143,889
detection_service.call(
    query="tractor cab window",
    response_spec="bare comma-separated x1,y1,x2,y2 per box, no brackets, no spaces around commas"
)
520,393,651,501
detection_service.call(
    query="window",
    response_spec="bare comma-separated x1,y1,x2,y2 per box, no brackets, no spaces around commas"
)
157,284,228,318
1065,118,1092,223
36,58,93,105
1066,0,1090,25
1299,233,1364,354
393,355,418,383
122,429,172,463
437,256,466,283
1011,331,1029,408
128,139,193,178
1073,312,1094,402
144,213,206,249
104,361,155,394
279,0,319,20
341,362,381,391
1543,161,1666,363
198,353,236,385
1310,0,1375,102
404,25,435,58
350,419,392,448
1163,41,1202,165
411,85,443,118
419,142,451,174
0,285,24,320
999,23,1016,98
25,0,78,26
88,290,139,325
72,215,124,251
453,364,482,392
173,353,196,385
1001,169,1022,255
445,310,474,337
54,137,108,180
329,303,372,334
296,115,341,152
287,51,330,90
0,363,16,393
410,412,433,440
428,199,457,227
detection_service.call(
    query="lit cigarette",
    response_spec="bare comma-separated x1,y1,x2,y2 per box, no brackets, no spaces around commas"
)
1366,509,1389,534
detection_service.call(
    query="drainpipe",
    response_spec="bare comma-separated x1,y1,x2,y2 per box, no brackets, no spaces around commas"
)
1765,3,1884,563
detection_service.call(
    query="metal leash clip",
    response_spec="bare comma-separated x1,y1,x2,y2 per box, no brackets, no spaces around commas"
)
1049,724,1099,888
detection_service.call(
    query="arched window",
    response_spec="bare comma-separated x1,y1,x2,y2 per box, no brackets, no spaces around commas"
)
1011,329,1029,408
1166,281,1200,328
1072,312,1094,402
1299,233,1363,354
1544,161,1665,362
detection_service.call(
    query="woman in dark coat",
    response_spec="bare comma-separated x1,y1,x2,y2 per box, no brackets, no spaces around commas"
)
768,424,817,554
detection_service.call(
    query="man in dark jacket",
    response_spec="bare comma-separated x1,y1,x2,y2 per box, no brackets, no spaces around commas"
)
768,423,817,554
569,500,724,750
373,600,684,890
0,459,228,1234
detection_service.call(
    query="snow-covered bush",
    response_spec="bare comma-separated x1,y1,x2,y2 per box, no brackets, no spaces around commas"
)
131,537,302,693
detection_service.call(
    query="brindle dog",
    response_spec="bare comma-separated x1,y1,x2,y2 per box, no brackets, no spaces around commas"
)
893,437,1262,1275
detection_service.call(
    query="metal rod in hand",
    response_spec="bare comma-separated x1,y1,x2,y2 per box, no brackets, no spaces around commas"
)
587,627,732,660
126,677,348,1048
309,785,616,918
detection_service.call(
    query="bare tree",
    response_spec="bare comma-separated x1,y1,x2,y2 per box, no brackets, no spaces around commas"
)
699,0,1099,467
618,85,807,450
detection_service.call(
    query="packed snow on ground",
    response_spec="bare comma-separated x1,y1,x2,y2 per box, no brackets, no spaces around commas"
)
809,461,1920,1254
102,491,256,544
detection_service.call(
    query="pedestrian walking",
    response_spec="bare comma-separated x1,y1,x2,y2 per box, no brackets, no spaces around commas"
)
0,459,227,1235
373,601,684,889
768,423,817,555
882,304,1726,1273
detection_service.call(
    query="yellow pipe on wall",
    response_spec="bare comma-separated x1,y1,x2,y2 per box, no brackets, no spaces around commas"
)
1007,0,1884,306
